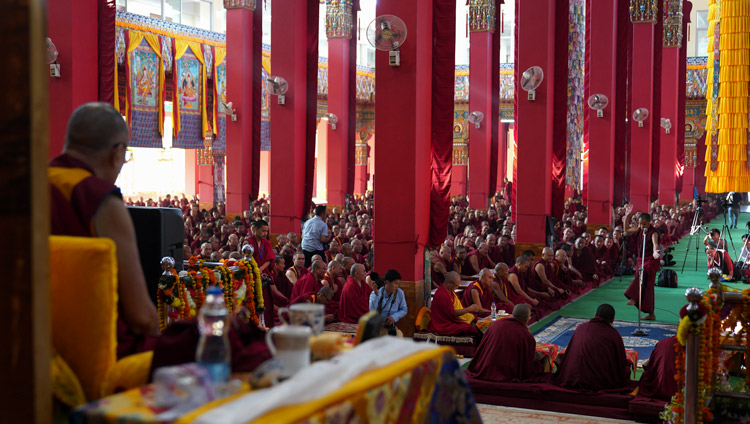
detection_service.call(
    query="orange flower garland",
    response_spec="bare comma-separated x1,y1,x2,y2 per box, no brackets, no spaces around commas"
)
237,260,258,325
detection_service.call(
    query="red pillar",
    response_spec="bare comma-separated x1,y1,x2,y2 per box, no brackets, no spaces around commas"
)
325,1,354,209
514,0,555,253
584,0,618,227
354,141,368,194
451,142,468,197
47,0,98,157
467,1,496,209
373,0,432,333
497,122,508,193
628,3,658,212
317,119,328,201
224,2,256,214
658,1,685,206
198,163,214,208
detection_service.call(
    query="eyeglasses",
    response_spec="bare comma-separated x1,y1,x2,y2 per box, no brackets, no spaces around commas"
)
114,142,133,163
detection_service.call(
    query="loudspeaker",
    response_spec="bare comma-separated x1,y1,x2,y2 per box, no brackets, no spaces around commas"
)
127,207,184,306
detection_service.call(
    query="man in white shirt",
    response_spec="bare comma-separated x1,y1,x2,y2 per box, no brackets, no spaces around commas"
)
301,205,329,267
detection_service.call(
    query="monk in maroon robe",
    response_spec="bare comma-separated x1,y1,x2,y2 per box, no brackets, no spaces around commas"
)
338,264,373,323
493,263,524,310
593,236,613,277
290,286,333,306
323,261,344,320
529,248,567,307
572,237,601,286
638,336,679,400
290,260,327,301
50,103,159,359
553,250,585,296
487,234,503,265
427,272,480,336
623,208,661,320
461,269,497,318
554,304,633,391
247,220,275,276
467,304,544,382
264,257,293,327
285,252,310,285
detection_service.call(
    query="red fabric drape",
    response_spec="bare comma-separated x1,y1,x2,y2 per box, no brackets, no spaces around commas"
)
346,1,360,195
98,0,116,104
303,0,320,216
552,0,569,216
429,0,456,246
250,4,263,201
650,6,664,202
613,0,630,207
582,0,592,206
488,2,503,198
676,1,692,196
511,0,520,223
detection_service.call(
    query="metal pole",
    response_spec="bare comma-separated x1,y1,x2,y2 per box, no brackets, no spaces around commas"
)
684,331,698,424
632,231,648,336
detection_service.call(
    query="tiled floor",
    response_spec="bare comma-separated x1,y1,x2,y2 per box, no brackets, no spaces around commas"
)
476,404,637,424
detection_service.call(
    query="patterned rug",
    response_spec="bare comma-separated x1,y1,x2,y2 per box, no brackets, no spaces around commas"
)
477,404,636,424
532,316,678,367
323,322,359,334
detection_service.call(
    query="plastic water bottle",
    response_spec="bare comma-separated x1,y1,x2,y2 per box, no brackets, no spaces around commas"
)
491,302,497,320
196,286,230,383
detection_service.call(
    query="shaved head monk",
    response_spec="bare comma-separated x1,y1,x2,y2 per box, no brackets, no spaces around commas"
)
622,204,661,320
554,304,633,391
324,260,344,320
461,268,496,317
49,102,159,358
290,259,326,302
338,264,373,323
291,285,333,307
638,335,680,400
427,272,480,336
467,304,544,382
492,263,521,311
507,256,540,309
286,251,309,284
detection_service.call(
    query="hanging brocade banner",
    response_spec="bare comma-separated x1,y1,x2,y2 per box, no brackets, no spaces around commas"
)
173,41,209,149
213,47,227,152
708,0,720,172
127,36,164,148
213,154,226,203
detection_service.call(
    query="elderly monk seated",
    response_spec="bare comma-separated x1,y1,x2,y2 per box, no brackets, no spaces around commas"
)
507,256,543,312
554,304,633,391
466,304,544,382
427,272,480,336
492,263,522,311
291,286,334,307
49,102,159,358
286,252,310,284
290,259,327,301
338,264,373,323
572,237,601,286
461,268,507,317
638,335,679,401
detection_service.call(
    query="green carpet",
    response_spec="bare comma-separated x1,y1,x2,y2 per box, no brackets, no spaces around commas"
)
529,211,750,334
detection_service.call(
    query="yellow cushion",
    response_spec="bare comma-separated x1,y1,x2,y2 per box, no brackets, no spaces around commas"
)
415,307,431,332
50,235,118,401
51,352,87,407
101,351,154,397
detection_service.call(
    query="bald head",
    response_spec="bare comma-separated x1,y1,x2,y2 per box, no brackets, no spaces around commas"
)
512,303,531,323
515,255,530,266
444,271,461,285
65,102,129,154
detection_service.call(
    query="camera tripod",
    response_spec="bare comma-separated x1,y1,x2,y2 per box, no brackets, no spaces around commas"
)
681,207,709,272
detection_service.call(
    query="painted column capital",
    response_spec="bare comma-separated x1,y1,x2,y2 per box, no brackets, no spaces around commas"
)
326,0,353,39
630,0,658,23
469,0,496,33
224,0,255,11
662,0,683,47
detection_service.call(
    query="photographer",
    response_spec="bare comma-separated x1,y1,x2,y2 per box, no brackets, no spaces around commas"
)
368,269,407,336
726,192,741,229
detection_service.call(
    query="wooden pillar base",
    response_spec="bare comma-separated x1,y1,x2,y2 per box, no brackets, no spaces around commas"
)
514,242,546,259
397,280,425,338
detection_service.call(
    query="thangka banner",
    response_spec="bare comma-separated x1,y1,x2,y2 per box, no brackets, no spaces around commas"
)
213,47,227,152
128,37,163,148
173,42,208,149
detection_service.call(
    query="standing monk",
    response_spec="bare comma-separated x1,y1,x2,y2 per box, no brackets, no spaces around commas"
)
622,206,661,320
49,102,159,358
248,219,275,277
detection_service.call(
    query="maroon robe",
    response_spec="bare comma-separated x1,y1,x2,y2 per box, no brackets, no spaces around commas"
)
554,317,632,391
248,237,276,276
477,253,494,271
287,265,310,283
624,226,660,314
594,245,613,276
290,292,317,305
338,276,372,324
499,244,515,266
466,317,543,382
324,272,342,319
638,336,679,400
528,259,566,309
494,275,524,307
463,251,480,276
431,257,448,289
290,272,323,302
488,245,503,265
461,281,494,318
572,246,601,286
426,285,479,336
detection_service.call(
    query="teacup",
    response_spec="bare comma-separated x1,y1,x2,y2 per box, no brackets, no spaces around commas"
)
278,303,325,335
265,325,312,378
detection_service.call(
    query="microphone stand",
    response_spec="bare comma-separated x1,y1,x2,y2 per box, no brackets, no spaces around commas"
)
632,231,649,337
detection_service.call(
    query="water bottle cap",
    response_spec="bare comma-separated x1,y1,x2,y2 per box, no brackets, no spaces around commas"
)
207,286,224,296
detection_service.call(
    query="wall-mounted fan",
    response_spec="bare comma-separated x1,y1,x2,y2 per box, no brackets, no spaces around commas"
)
220,100,237,122
660,118,672,134
632,108,649,127
366,15,408,67
47,37,61,78
266,76,289,105
587,94,609,118
468,111,484,129
520,66,544,101
327,113,338,130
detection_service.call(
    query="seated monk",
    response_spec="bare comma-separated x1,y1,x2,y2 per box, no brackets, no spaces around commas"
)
466,304,544,382
638,335,679,401
572,237,601,286
454,245,478,279
289,259,327,301
486,234,503,265
323,260,344,320
427,272,480,336
49,102,159,358
508,256,551,315
286,252,310,284
529,247,567,308
475,243,496,271
706,242,733,277
290,285,333,307
430,248,448,290
553,249,585,295
554,304,633,391
325,239,341,263
461,269,498,318
338,264,373,323
493,263,523,311
263,257,292,327
593,235,613,277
